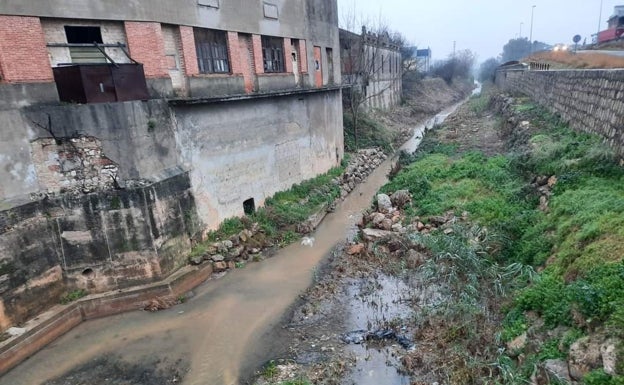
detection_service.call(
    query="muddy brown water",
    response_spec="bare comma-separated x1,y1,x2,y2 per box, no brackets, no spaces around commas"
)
0,97,471,385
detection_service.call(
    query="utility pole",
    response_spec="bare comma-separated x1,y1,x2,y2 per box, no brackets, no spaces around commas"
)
520,22,524,38
529,5,536,53
453,41,456,57
597,0,604,42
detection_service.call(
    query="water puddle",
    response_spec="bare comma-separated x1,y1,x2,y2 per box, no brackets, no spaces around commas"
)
341,275,414,385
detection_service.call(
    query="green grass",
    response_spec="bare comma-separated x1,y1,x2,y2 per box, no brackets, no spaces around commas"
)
343,111,395,152
388,96,624,383
60,289,87,304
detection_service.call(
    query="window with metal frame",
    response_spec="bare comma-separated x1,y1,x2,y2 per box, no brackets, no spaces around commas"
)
194,28,230,74
262,36,285,73
64,26,107,63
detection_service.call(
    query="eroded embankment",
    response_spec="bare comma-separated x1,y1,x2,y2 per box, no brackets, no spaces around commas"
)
254,88,624,385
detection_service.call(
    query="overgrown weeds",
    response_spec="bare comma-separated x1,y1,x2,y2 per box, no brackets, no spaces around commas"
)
343,111,395,153
387,94,624,383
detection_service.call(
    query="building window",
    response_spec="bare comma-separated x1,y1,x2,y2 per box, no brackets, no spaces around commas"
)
194,28,230,74
64,26,107,63
262,36,285,73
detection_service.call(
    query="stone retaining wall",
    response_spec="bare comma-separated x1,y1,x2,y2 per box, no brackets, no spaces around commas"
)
495,69,624,155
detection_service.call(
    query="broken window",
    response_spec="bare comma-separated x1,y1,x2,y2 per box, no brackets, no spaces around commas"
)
194,28,230,74
262,36,285,73
64,26,106,63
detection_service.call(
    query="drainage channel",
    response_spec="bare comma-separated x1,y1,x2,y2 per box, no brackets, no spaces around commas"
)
0,99,470,385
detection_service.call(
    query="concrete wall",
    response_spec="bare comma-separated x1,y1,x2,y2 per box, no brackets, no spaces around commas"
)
173,88,344,229
1,0,318,42
0,173,196,329
0,86,344,331
496,68,624,155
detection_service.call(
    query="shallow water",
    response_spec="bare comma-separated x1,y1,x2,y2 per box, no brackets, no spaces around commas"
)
0,100,468,385
341,275,414,385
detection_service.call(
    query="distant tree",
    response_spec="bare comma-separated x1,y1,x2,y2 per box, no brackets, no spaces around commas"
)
501,38,549,62
431,49,476,84
501,38,531,62
478,57,501,82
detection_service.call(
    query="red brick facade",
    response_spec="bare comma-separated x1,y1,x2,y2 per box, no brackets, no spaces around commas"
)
284,38,293,74
179,26,199,76
252,34,264,75
240,34,256,93
0,16,53,83
299,40,308,73
124,21,168,78
226,31,243,75
313,46,322,88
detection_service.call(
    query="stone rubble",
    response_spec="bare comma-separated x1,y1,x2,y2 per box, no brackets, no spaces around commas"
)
334,148,387,201
347,189,466,257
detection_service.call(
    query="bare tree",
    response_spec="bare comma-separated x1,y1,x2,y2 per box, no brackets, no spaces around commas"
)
340,22,404,149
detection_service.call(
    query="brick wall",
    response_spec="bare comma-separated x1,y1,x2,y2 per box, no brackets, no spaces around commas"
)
252,34,264,74
239,34,255,93
227,31,243,75
162,24,186,93
0,16,53,82
124,21,168,78
179,26,199,76
497,69,624,155
299,39,308,73
284,37,293,73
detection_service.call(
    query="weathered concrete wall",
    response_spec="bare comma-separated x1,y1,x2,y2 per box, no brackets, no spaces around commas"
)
496,69,624,154
0,87,344,331
0,100,181,205
0,173,196,329
173,88,344,229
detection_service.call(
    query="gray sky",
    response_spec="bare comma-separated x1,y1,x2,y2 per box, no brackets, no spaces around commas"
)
338,0,623,63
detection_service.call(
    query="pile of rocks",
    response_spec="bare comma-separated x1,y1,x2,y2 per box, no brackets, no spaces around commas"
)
507,328,621,384
189,223,270,272
335,148,387,199
531,174,557,211
356,191,466,243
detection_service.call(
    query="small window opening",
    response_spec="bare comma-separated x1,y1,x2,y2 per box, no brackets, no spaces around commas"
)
82,268,95,279
64,26,106,64
243,198,255,215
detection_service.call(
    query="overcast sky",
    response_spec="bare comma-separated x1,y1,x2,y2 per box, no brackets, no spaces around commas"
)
338,0,623,63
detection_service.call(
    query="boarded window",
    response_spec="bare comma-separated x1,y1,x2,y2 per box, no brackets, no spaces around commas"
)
262,36,285,73
64,26,106,63
194,28,230,74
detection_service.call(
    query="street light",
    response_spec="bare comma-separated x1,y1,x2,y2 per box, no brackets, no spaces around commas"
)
529,5,536,53
597,0,604,41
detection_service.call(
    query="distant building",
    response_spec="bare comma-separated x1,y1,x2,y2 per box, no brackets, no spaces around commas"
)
416,48,432,73
339,27,402,110
596,5,624,44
